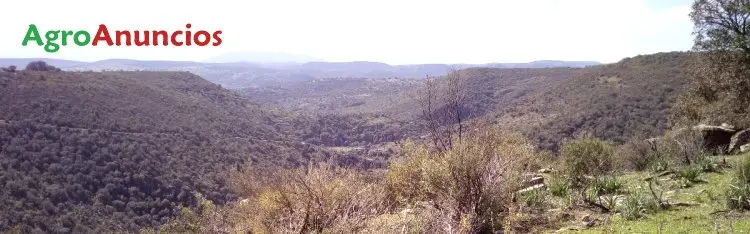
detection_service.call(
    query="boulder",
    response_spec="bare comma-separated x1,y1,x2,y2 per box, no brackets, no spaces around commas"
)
693,124,738,154
729,129,750,154
528,176,544,186
399,208,413,215
722,123,736,129
517,184,547,194
521,173,545,187
522,172,542,181
538,168,553,173
741,144,750,153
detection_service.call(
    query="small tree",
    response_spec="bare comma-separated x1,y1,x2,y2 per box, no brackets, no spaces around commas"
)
562,139,614,189
1,65,16,72
416,67,469,152
672,0,750,128
561,139,617,211
25,61,61,72
386,128,533,233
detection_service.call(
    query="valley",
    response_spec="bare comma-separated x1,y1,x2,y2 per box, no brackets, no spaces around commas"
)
6,0,750,233
0,52,704,232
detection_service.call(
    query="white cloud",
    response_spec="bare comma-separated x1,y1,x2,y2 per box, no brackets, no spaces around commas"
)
0,0,694,64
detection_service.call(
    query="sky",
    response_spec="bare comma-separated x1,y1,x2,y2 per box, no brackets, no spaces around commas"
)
0,0,694,64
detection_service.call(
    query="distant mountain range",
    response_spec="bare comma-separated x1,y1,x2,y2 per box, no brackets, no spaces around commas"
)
0,58,601,88
203,51,323,64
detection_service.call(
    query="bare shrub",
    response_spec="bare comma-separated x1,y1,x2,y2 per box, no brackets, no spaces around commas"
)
654,129,706,168
153,193,232,233
614,138,657,171
386,127,535,233
210,163,390,233
415,68,469,152
561,139,622,212
562,139,614,189
386,139,430,205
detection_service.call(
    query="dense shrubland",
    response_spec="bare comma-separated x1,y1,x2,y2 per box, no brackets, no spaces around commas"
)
6,0,750,231
244,52,694,153
0,67,318,232
0,120,251,232
163,126,750,232
158,127,547,233
296,113,418,147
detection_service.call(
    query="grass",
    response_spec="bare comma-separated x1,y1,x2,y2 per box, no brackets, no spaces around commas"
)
552,154,750,233
592,176,625,195
548,173,570,197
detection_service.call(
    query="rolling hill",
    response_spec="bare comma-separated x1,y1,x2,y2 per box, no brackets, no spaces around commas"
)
0,58,600,89
492,52,693,150
0,69,308,232
0,52,696,232
240,52,692,152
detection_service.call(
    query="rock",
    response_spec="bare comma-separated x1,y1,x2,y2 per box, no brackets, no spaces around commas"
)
693,124,738,154
538,168,553,173
529,176,544,185
741,144,750,153
721,123,736,129
693,124,735,132
729,129,750,154
517,184,546,194
523,172,541,179
522,173,544,187
582,219,599,228
399,208,413,215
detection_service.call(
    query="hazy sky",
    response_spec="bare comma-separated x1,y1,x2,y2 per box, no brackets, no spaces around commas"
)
1,0,694,64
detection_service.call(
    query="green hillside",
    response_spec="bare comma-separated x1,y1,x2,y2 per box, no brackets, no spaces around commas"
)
0,70,307,232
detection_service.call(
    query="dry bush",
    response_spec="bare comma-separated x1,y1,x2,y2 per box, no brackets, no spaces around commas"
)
360,207,437,233
562,139,615,189
615,129,707,172
152,193,232,233
386,127,536,233
217,163,390,233
614,138,657,171
561,139,623,212
664,129,706,164
648,129,706,170
386,140,431,205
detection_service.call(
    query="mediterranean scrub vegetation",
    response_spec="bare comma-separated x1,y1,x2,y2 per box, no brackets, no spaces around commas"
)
4,0,750,233
157,0,750,232
158,127,542,233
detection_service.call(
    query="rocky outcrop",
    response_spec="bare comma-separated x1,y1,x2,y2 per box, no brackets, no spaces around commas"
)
693,124,738,154
518,184,547,194
729,129,750,154
521,173,545,187
538,168,553,173
518,173,546,194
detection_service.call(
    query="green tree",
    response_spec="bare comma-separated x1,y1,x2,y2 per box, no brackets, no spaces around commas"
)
672,0,750,128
